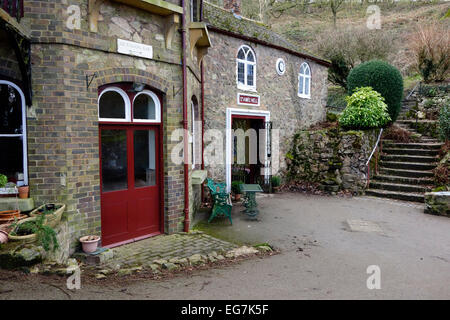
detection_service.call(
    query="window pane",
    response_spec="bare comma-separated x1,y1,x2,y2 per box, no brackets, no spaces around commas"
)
134,130,156,187
134,94,156,121
299,76,304,95
247,64,254,86
237,49,245,60
238,62,245,84
304,65,310,76
0,84,22,134
247,51,255,62
99,90,126,119
101,130,128,192
0,137,23,183
305,77,310,95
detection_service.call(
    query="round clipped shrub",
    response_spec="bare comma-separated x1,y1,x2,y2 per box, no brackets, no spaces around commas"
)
347,60,403,122
439,99,450,141
339,87,391,130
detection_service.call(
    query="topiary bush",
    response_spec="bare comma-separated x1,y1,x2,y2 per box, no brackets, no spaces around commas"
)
347,60,403,122
339,87,391,130
439,100,450,142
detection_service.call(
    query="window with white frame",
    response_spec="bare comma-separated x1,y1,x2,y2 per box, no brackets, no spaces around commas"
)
98,86,161,123
237,45,256,91
190,97,200,169
0,80,28,187
298,62,311,98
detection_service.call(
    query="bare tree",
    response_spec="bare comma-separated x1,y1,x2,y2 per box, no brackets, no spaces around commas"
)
329,0,345,27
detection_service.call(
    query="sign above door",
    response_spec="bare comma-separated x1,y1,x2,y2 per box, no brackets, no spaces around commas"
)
237,93,260,107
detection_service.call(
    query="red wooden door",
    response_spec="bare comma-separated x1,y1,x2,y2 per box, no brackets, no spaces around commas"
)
100,125,161,246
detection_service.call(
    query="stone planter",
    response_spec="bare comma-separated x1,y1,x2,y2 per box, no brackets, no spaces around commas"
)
30,203,65,228
8,217,38,244
425,191,450,217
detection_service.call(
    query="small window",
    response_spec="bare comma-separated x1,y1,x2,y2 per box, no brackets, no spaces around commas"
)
190,0,200,22
133,91,161,123
98,87,130,122
236,45,256,91
298,62,311,98
190,97,200,169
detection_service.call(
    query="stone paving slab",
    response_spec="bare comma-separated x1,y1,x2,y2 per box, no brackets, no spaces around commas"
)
102,231,237,269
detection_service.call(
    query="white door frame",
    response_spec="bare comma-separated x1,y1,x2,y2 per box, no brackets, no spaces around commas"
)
225,108,270,193
0,80,28,186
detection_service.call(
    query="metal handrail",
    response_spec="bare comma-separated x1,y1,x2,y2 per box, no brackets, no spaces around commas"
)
405,81,421,100
366,128,384,187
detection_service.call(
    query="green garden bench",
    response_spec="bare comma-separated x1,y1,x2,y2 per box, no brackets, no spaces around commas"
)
206,178,232,224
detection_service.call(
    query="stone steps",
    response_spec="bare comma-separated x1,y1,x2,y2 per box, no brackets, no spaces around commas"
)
365,189,425,203
369,181,431,193
380,160,436,171
378,168,434,178
380,154,437,163
383,142,441,150
373,174,434,185
383,148,439,156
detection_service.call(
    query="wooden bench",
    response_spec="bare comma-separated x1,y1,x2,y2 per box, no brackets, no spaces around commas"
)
206,178,232,224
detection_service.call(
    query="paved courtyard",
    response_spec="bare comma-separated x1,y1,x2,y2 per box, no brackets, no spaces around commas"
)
101,232,237,269
1,193,449,299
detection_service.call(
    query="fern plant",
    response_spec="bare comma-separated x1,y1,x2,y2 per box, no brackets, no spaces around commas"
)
10,214,59,252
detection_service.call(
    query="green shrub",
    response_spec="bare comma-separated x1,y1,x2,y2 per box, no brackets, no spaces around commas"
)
0,174,7,188
347,60,403,122
339,87,391,130
231,180,244,194
271,176,281,188
439,101,450,141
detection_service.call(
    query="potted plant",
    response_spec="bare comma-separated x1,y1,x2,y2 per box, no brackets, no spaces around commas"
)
231,180,244,201
271,176,281,193
30,203,66,228
18,185,29,199
79,235,101,253
8,214,59,251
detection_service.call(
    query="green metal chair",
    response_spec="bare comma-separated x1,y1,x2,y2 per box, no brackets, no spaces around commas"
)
206,178,232,225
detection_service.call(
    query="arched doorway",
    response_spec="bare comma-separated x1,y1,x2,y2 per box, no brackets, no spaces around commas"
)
98,83,163,247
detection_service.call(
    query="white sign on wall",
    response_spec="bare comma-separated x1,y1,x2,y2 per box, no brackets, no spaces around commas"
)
117,39,153,59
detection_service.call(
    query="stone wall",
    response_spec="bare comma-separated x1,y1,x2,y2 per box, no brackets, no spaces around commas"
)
203,30,328,182
425,192,450,217
286,128,378,193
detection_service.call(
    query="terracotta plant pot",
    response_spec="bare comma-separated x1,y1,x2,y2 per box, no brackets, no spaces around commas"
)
234,194,241,201
0,230,8,244
0,210,21,221
80,235,100,253
18,186,29,199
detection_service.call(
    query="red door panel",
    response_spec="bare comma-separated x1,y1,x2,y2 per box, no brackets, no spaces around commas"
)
100,125,161,247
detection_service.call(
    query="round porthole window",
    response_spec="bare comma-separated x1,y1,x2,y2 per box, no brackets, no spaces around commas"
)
276,58,286,75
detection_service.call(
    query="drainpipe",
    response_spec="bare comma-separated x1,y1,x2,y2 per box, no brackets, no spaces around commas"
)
201,60,205,202
181,0,190,232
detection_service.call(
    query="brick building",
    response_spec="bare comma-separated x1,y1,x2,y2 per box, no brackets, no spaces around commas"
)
0,0,210,255
0,0,329,258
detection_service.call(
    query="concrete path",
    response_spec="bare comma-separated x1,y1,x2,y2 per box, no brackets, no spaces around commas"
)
1,193,449,299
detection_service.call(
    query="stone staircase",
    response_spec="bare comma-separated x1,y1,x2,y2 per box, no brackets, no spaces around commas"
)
365,101,441,203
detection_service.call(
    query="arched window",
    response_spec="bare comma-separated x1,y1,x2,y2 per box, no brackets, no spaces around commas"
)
98,87,130,122
298,62,311,99
0,80,28,187
98,85,161,123
236,45,256,91
133,90,161,123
